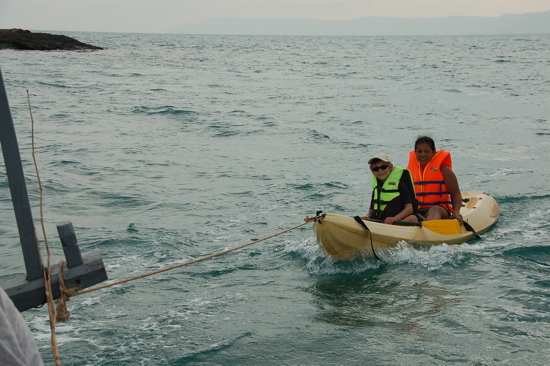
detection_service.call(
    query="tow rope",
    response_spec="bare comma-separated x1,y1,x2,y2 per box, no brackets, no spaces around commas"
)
74,213,324,297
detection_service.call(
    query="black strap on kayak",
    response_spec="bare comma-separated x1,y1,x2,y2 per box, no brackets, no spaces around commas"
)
316,210,326,223
352,216,387,264
463,221,480,239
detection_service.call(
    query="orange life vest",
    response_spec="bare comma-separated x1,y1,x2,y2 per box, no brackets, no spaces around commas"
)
407,150,454,213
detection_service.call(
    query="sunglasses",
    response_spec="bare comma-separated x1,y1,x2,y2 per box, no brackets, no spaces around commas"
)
372,165,389,172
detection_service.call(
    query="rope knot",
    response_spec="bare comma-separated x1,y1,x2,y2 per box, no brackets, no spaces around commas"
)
55,260,71,322
304,211,326,223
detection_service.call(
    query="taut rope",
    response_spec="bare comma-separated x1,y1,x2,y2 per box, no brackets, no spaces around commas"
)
74,214,323,297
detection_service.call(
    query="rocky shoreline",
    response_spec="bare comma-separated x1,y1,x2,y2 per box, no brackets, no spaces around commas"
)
0,29,102,51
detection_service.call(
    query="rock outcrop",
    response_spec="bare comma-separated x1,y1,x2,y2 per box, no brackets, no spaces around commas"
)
0,29,103,51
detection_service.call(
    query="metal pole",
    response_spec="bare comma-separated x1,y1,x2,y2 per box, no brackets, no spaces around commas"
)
0,68,43,281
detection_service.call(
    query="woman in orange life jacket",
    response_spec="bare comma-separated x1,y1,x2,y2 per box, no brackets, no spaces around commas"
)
360,153,418,225
407,136,464,226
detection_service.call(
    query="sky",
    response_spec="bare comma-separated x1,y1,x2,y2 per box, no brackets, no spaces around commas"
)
1,0,550,34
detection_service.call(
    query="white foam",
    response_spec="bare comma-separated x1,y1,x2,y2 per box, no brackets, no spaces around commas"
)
81,296,102,306
286,235,518,273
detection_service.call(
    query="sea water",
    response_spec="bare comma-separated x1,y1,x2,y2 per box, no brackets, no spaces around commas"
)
1,32,549,365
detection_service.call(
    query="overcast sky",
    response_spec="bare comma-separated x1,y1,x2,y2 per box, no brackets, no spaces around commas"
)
1,0,549,34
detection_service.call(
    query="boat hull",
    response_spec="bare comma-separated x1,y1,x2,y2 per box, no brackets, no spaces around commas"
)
313,191,500,260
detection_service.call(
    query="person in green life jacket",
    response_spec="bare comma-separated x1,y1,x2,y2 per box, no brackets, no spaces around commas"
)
360,153,419,225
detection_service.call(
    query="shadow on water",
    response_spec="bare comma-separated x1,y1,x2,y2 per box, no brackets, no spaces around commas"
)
307,268,461,340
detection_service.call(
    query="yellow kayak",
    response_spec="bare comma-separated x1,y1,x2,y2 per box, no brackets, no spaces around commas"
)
312,191,500,260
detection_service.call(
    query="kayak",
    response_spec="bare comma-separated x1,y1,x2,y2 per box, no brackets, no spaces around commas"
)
312,191,500,260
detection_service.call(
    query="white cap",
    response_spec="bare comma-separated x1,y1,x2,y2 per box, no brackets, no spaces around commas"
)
368,152,392,165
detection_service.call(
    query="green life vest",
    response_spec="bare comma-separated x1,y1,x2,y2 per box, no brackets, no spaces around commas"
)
371,166,414,218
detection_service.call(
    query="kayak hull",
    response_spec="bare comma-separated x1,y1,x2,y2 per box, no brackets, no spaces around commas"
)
313,191,500,260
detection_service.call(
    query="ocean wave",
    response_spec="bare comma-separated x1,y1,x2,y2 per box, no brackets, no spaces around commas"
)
492,193,550,203
501,245,550,259
36,81,69,88
132,105,199,116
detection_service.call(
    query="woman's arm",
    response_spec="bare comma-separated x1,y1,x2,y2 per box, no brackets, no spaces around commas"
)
441,165,463,225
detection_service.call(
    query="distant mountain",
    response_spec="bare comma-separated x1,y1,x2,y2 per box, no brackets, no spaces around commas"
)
172,11,550,36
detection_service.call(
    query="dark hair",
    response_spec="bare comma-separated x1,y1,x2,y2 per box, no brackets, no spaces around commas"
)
414,135,436,151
